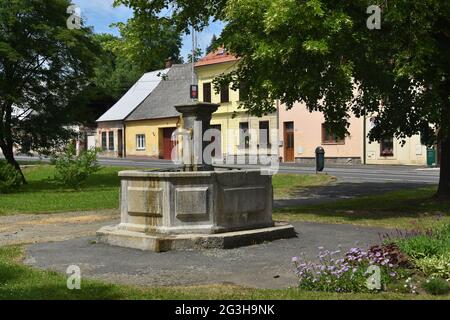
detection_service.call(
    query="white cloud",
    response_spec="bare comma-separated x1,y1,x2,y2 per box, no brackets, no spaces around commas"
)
73,0,133,34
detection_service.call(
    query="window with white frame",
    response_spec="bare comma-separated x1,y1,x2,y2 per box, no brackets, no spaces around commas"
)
136,134,146,150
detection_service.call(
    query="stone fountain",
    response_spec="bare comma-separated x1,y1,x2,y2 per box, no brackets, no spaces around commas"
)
97,102,295,252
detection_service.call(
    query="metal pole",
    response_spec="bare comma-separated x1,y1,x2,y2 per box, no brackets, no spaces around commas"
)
191,26,195,86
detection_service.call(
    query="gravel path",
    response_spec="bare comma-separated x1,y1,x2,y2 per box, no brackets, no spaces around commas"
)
0,210,118,246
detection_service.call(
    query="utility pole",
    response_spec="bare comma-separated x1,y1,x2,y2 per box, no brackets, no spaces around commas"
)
191,26,196,85
190,26,198,102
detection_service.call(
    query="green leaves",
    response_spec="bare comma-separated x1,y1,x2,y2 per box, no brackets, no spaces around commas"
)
0,0,101,174
54,144,101,189
212,0,450,148
302,40,329,54
108,16,182,72
0,161,22,194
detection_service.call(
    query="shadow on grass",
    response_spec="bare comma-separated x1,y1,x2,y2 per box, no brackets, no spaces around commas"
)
4,282,128,300
275,182,450,223
0,246,131,300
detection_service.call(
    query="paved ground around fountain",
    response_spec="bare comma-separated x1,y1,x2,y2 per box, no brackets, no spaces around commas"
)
24,222,389,289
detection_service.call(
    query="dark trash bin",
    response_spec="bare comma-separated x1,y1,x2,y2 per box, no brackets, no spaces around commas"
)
315,146,325,172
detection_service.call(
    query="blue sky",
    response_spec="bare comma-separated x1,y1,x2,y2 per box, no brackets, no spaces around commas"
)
73,0,224,60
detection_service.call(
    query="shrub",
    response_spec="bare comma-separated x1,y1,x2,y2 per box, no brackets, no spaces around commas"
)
0,161,23,193
415,253,450,279
397,235,447,259
421,277,450,296
397,223,450,260
367,243,412,269
54,144,101,189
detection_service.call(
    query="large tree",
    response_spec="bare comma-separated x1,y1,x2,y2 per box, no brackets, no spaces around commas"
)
0,0,100,182
217,0,450,199
116,0,450,199
108,13,183,72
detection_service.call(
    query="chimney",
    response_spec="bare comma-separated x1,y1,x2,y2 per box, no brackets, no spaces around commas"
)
165,58,173,69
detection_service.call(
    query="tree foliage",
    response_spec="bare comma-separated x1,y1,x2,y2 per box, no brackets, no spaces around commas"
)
73,11,185,127
215,0,450,197
114,0,227,33
0,0,100,182
121,0,449,197
187,48,204,63
54,144,101,189
107,17,183,72
206,34,218,53
0,161,22,193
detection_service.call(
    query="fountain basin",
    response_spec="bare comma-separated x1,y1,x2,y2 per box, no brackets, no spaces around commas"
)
97,169,296,251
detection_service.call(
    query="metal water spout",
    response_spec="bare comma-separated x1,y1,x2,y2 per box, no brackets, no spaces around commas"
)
174,102,219,172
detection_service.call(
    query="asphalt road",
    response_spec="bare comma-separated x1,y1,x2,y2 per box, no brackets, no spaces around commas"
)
12,155,440,185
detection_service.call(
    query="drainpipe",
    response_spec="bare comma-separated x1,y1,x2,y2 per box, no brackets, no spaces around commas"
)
363,114,367,165
123,122,127,159
276,99,280,162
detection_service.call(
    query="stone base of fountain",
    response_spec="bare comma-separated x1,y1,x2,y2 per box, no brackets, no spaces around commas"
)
96,169,296,252
97,222,295,252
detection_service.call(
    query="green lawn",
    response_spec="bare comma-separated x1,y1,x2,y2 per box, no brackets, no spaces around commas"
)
0,165,335,215
273,173,336,198
1,246,446,300
3,165,448,231
0,165,128,215
274,187,450,229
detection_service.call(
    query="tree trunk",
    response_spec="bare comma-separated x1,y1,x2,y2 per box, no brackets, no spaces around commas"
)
436,135,450,200
0,143,27,185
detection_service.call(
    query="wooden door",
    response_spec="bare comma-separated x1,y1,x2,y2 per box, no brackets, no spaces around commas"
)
210,125,222,159
163,128,177,160
284,122,295,162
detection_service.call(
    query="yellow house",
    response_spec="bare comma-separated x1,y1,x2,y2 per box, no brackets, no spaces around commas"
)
195,49,278,163
123,63,194,160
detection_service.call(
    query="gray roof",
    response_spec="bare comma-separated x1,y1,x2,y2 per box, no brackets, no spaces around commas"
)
125,63,196,121
97,68,169,122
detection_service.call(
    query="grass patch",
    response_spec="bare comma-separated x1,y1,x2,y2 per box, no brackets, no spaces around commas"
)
273,174,336,198
0,246,447,300
0,166,335,215
0,166,131,215
274,187,450,229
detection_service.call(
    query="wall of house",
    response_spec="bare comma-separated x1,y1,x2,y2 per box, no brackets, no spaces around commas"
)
278,102,364,164
97,121,124,158
125,118,179,158
365,118,427,165
196,61,279,162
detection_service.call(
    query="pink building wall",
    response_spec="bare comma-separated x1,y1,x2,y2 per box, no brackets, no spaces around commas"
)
278,102,364,164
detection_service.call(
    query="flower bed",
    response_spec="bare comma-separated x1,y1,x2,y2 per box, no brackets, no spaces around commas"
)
293,223,450,296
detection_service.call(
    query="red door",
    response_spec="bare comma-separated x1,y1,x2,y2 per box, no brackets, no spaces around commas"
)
163,128,177,160
284,122,295,162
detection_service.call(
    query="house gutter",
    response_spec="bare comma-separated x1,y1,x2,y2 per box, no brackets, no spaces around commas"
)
276,99,281,161
363,114,367,165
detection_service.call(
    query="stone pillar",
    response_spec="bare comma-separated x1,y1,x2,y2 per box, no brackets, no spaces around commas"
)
175,102,219,171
